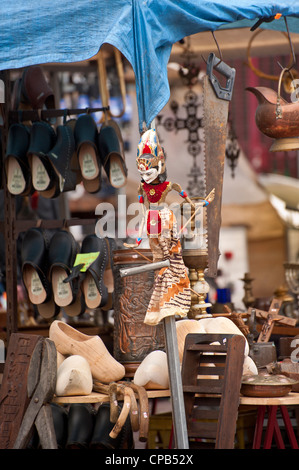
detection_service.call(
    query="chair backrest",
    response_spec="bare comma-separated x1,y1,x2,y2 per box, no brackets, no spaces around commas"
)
181,333,245,449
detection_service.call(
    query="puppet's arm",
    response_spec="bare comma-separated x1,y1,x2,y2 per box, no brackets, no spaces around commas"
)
172,183,195,207
172,183,215,207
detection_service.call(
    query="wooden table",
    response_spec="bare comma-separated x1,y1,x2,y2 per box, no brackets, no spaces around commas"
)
53,389,170,404
53,390,299,449
239,392,299,449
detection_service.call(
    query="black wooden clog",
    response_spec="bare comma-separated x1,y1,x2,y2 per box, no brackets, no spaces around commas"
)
74,114,102,193
27,121,57,193
48,230,80,308
43,123,78,198
98,120,127,189
21,227,52,306
5,123,32,196
80,234,109,309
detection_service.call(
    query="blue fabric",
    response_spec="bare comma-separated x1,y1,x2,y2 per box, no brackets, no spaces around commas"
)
1,0,299,131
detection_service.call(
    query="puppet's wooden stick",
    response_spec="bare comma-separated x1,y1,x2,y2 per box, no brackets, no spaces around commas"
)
178,189,215,236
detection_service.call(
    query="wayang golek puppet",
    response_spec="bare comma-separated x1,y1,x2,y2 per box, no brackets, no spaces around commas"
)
124,128,214,326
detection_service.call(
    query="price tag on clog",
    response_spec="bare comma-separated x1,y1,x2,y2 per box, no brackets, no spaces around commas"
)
73,252,100,272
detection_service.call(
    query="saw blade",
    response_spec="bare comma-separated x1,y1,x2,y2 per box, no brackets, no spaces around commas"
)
203,72,230,278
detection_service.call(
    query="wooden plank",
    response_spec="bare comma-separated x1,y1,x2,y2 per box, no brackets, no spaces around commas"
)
184,379,224,394
192,408,220,420
194,396,221,407
188,421,218,439
0,333,43,449
200,355,226,364
197,365,225,375
215,335,245,449
187,344,227,352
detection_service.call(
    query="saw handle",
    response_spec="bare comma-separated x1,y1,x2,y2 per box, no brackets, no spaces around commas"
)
206,53,235,101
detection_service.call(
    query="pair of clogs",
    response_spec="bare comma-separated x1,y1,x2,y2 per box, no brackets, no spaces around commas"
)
21,228,115,319
49,320,125,384
5,120,80,198
74,114,127,192
64,234,116,312
21,228,81,319
5,115,128,198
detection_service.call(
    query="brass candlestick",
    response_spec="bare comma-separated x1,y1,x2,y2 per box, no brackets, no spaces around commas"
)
240,272,255,310
284,262,299,315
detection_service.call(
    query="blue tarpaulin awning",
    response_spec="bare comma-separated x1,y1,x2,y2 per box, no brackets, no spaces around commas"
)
1,0,299,131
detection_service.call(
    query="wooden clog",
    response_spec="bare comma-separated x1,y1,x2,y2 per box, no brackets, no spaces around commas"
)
176,319,206,362
49,320,125,383
74,114,101,193
27,121,57,192
48,230,79,308
5,123,32,196
80,234,109,309
21,228,52,306
133,350,169,390
198,316,249,356
98,121,127,189
55,355,93,396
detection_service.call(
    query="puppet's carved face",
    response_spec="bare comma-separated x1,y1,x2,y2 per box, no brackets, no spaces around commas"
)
138,167,160,183
136,129,165,183
137,155,163,183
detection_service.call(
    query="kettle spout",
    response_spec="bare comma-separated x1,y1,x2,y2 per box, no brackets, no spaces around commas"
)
246,86,285,105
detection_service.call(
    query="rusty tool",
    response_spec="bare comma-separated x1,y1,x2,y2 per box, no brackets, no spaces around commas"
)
93,380,142,439
120,381,149,442
203,53,235,278
13,338,57,449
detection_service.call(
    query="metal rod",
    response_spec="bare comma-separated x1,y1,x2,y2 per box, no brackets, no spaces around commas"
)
9,106,110,123
119,259,170,277
163,315,189,449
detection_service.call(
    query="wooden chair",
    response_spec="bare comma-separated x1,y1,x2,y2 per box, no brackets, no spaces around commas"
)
181,333,245,449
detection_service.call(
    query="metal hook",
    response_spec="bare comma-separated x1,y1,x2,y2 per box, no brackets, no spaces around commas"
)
201,31,223,66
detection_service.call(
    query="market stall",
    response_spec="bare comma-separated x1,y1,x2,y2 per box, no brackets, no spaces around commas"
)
1,0,299,451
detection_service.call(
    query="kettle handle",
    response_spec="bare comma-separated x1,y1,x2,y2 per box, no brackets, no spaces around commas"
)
276,67,296,119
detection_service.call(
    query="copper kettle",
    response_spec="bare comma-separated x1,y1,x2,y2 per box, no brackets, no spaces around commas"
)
247,68,299,151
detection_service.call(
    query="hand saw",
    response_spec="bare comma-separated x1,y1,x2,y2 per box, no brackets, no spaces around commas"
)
203,53,236,278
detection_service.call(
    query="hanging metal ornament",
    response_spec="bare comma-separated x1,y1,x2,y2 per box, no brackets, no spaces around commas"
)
225,121,240,178
158,89,205,197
